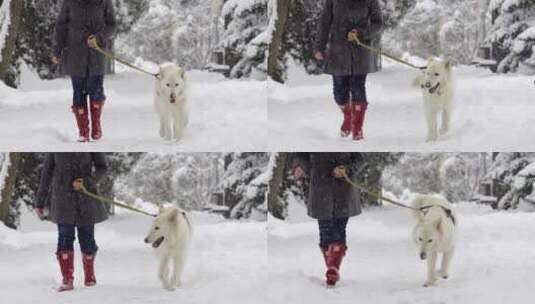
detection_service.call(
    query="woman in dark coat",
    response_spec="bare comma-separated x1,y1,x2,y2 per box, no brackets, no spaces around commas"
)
314,0,383,141
292,152,362,286
35,153,108,292
52,0,117,142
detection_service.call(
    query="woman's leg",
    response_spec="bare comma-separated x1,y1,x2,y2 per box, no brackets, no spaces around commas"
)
349,74,369,140
331,217,349,245
349,74,368,103
318,219,334,250
332,76,352,137
77,225,98,286
324,218,349,285
87,75,106,140
56,224,76,291
71,77,90,142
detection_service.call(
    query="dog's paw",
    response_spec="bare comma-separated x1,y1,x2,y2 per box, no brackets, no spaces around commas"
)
423,281,436,288
437,271,449,279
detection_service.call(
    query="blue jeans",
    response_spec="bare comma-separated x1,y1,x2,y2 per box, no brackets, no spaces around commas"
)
71,75,106,107
332,74,368,105
318,218,349,249
57,224,98,254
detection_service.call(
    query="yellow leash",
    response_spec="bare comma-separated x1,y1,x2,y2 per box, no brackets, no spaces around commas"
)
338,166,420,211
347,32,426,71
79,184,156,217
91,41,159,79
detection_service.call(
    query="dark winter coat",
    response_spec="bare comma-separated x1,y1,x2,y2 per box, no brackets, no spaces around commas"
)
35,153,109,226
54,0,117,77
315,0,384,76
292,153,362,220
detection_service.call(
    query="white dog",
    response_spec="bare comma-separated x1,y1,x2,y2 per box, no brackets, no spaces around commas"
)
413,58,454,142
154,63,188,141
411,194,457,287
144,206,192,290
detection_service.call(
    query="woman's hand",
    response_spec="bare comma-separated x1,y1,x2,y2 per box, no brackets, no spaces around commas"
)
293,166,306,179
36,207,46,220
73,178,84,191
87,35,98,49
333,166,346,179
314,51,324,61
51,56,60,65
347,29,360,43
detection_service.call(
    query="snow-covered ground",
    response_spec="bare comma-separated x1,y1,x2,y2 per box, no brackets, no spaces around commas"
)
0,66,267,152
0,207,267,304
268,62,535,151
268,202,535,304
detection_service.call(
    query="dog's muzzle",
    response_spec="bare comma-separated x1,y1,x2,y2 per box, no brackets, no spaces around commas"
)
422,82,441,95
420,252,427,260
170,93,176,104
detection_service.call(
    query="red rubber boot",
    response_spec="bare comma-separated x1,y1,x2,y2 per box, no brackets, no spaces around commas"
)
325,242,347,287
340,103,352,137
56,250,74,292
82,254,97,287
90,101,104,140
351,101,368,141
72,105,90,142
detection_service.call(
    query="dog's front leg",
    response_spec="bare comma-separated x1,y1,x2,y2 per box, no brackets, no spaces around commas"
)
424,105,437,142
173,117,185,141
171,254,186,287
439,248,455,279
161,115,172,141
424,252,438,287
159,117,166,139
439,109,450,135
158,256,173,290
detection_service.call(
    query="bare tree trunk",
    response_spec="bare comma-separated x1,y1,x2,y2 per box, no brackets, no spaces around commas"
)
0,153,22,225
267,0,290,83
267,153,288,220
0,0,24,85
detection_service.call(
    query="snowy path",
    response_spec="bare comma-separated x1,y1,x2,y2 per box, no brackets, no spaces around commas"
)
268,203,535,304
0,209,267,304
268,64,535,151
0,69,267,152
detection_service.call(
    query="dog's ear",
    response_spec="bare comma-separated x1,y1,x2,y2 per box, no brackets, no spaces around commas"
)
168,208,179,223
436,218,443,235
444,59,452,70
178,68,185,79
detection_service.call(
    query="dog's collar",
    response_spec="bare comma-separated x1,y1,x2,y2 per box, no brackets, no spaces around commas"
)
419,205,455,225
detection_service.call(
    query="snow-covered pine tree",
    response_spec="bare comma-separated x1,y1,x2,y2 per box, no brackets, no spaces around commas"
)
382,0,482,65
114,153,224,211
116,0,214,70
383,153,481,202
220,153,269,220
0,153,22,229
283,0,324,75
220,0,268,79
0,0,23,87
487,0,535,73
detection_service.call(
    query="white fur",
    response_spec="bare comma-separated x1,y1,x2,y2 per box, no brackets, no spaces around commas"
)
145,206,192,291
413,58,454,142
154,64,188,141
411,194,457,287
